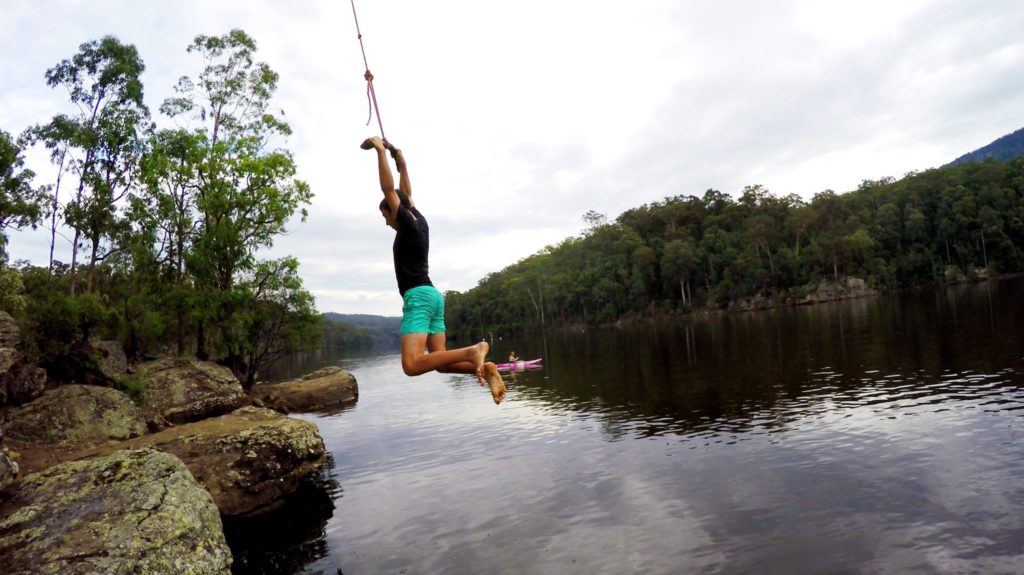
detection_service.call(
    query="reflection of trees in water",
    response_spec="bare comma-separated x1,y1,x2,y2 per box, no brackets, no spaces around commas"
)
224,453,343,575
262,347,397,383
506,280,1024,443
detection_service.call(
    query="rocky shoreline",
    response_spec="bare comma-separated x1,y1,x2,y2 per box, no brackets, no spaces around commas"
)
0,311,358,574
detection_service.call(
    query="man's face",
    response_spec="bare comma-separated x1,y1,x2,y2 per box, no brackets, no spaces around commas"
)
381,207,397,229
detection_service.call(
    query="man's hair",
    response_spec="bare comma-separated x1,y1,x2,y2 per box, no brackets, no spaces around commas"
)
379,189,411,214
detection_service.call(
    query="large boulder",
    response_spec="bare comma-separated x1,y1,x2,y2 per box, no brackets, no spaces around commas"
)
0,310,19,347
137,357,244,424
92,339,128,382
0,448,232,575
3,360,47,406
5,384,147,443
252,366,359,413
101,406,325,517
1,347,47,407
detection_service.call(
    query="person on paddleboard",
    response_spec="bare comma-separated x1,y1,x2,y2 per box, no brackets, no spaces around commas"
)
361,135,506,404
509,351,520,363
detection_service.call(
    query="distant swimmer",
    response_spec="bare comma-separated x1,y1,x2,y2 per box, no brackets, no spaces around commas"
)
361,136,505,404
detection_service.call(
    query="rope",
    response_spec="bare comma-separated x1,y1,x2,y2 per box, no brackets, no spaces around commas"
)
350,0,386,141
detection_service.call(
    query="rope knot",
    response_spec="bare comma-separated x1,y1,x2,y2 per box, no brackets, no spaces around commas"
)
364,70,374,82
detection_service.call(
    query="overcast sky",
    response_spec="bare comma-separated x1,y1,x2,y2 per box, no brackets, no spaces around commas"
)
3,0,1023,316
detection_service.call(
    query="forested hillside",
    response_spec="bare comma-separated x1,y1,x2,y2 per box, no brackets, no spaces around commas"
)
949,127,1024,166
446,159,1024,339
321,313,400,350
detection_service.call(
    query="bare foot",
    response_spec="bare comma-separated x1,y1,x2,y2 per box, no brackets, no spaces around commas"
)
471,341,489,385
483,363,506,404
360,136,383,150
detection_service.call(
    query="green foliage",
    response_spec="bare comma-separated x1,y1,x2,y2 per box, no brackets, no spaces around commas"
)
4,29,319,389
0,265,27,317
0,130,47,263
228,257,321,390
28,35,150,294
446,160,1024,338
21,285,118,381
115,375,147,404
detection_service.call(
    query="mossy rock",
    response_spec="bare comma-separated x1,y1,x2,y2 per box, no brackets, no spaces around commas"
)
6,385,147,443
137,357,243,424
0,448,232,574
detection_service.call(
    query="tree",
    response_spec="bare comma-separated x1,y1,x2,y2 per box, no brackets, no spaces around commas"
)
230,257,320,390
160,29,312,358
662,238,697,306
0,130,47,263
32,35,149,294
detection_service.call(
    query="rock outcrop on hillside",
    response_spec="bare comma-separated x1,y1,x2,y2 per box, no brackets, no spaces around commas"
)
0,448,233,575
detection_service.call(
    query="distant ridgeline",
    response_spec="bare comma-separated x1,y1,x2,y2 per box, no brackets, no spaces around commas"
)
321,313,401,350
948,126,1024,166
445,157,1024,339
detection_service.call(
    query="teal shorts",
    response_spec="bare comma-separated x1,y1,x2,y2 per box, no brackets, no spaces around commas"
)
400,285,446,335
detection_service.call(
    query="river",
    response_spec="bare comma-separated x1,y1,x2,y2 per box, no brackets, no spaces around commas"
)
227,278,1024,574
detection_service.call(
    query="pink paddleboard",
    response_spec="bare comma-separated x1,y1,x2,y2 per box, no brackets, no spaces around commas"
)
495,358,543,371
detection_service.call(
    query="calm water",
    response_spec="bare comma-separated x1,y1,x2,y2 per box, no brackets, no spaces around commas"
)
228,279,1024,574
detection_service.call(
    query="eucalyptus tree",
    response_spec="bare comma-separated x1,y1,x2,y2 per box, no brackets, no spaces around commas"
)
160,29,312,359
32,36,149,295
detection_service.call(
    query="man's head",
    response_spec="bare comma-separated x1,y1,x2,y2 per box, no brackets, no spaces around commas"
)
379,189,411,230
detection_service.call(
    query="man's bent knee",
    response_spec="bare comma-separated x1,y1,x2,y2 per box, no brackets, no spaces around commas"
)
401,357,426,376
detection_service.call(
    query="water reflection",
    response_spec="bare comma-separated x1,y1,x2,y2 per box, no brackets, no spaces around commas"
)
238,279,1024,574
225,453,343,575
494,280,1024,444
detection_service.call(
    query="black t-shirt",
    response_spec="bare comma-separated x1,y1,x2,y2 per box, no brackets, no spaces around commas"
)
393,204,433,295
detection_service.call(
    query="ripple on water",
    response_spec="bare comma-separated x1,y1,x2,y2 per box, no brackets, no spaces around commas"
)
236,282,1024,575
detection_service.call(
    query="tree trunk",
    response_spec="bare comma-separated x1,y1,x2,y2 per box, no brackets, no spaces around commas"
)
538,281,545,327
196,320,209,361
86,236,100,293
47,149,67,277
981,231,988,271
69,228,81,296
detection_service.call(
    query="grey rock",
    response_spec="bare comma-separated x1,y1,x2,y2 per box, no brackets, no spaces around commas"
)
6,384,147,443
0,311,19,348
92,339,128,381
5,362,47,405
110,406,325,516
138,357,244,424
252,366,359,413
0,448,232,575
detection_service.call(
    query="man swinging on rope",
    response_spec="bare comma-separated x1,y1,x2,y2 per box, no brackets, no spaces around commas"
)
361,136,506,404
